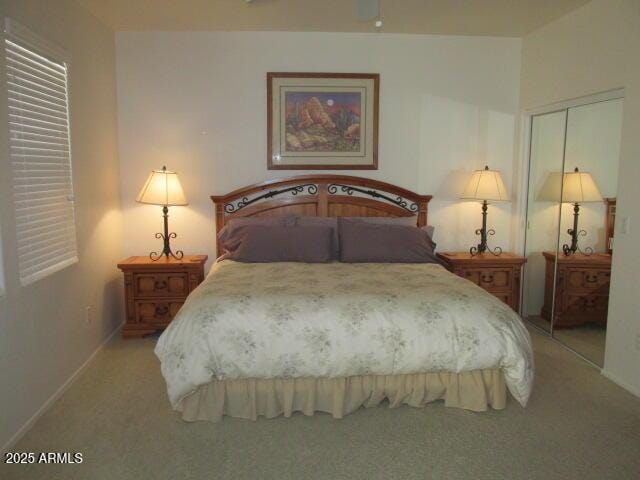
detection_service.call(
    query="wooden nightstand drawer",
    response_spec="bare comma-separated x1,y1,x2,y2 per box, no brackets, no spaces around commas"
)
491,291,512,307
135,299,184,324
133,272,188,297
436,252,526,313
564,294,609,313
461,268,512,290
566,268,610,292
118,255,207,338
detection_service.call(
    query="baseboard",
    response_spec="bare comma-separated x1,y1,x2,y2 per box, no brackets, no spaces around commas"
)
1,322,124,453
601,369,640,398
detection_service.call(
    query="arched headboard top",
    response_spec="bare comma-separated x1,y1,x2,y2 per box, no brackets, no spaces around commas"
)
211,175,432,256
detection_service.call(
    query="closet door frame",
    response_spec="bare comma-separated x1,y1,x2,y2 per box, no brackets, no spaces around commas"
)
520,109,568,335
516,89,624,359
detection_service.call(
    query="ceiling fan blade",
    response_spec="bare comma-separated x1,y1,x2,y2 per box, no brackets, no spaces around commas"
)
357,0,380,21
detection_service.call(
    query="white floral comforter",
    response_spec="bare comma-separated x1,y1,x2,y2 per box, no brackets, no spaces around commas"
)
155,261,534,408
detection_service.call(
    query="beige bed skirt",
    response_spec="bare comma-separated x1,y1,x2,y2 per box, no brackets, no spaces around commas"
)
177,369,506,422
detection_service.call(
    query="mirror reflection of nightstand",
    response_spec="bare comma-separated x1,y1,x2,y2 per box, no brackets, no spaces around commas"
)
541,251,612,328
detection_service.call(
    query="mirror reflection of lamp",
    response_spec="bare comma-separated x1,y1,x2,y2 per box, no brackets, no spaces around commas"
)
536,171,563,201
560,167,602,256
136,166,188,261
460,165,509,256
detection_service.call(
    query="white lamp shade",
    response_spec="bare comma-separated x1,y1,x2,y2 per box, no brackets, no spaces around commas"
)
461,166,509,202
136,167,188,206
561,168,602,203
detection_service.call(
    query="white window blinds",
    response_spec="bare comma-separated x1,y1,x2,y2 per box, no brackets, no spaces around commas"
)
4,22,78,286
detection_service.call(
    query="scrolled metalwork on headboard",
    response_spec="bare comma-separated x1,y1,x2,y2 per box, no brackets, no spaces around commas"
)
328,183,419,213
224,183,318,213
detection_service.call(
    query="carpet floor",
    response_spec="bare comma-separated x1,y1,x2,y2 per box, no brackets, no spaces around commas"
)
2,328,639,480
527,316,606,366
554,324,607,367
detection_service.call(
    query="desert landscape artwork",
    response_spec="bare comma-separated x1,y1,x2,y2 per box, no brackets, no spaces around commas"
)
268,73,379,170
284,91,362,153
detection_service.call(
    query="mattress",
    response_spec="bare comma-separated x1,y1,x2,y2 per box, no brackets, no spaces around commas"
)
155,260,534,409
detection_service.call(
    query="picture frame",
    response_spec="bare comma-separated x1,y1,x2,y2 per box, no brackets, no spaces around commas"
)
267,72,379,170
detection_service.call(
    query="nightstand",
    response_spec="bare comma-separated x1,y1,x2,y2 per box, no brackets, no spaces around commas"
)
436,252,526,312
541,251,611,328
117,255,207,338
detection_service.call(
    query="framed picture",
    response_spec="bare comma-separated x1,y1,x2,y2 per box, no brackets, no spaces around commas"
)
267,72,379,170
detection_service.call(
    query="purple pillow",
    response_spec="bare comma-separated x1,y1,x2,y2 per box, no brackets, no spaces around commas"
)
422,225,435,239
221,225,333,263
217,215,296,251
293,216,435,257
339,218,441,264
294,216,339,258
341,216,435,240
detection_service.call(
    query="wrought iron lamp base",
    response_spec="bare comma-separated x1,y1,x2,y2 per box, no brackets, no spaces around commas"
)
562,202,593,256
149,205,184,261
470,200,503,256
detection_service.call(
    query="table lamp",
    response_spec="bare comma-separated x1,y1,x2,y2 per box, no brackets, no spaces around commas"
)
461,165,509,256
136,166,188,261
561,167,602,256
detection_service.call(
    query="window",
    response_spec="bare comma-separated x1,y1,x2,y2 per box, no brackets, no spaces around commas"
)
4,20,78,286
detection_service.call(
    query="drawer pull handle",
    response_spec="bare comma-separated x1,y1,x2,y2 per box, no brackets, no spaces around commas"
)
481,274,494,284
154,280,168,290
585,274,598,284
155,305,169,316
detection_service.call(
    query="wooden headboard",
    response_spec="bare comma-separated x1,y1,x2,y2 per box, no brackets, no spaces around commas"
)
211,175,432,256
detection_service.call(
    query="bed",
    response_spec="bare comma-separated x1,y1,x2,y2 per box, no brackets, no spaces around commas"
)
155,175,534,422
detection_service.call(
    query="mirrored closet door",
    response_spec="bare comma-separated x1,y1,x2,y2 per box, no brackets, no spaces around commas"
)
522,110,567,334
522,95,623,367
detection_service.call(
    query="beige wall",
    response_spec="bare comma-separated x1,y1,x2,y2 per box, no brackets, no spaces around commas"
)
115,31,522,266
0,0,636,452
521,0,640,394
0,0,123,449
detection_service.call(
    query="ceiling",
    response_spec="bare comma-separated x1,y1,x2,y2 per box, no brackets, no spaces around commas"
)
75,0,590,37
